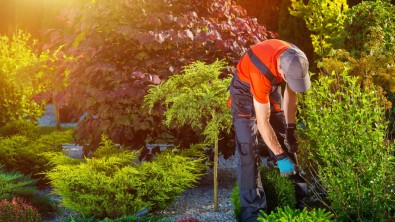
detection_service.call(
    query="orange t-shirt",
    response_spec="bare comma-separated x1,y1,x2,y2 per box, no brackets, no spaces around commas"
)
236,39,291,104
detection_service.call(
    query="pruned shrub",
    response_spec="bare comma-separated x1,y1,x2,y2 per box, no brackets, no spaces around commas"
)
0,130,73,185
0,120,38,138
231,167,297,221
0,197,41,222
298,69,395,220
258,206,333,221
260,167,297,212
45,136,205,219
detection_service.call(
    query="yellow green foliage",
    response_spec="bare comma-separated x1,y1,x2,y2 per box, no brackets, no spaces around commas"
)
298,70,395,220
289,0,348,58
0,129,73,185
45,136,205,219
0,31,50,126
144,60,232,143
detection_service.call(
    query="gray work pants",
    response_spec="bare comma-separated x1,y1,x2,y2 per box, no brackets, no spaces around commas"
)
234,117,267,222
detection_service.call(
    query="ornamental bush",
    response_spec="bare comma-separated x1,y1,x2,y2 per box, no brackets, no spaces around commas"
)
0,198,41,222
298,69,395,220
45,136,205,219
0,120,38,138
231,167,296,221
258,206,333,222
343,0,395,57
0,31,53,127
0,129,73,185
0,167,56,218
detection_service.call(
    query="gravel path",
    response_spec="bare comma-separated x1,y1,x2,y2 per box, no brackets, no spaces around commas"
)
155,155,239,222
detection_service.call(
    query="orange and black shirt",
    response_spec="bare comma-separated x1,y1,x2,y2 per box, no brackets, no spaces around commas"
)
236,39,291,104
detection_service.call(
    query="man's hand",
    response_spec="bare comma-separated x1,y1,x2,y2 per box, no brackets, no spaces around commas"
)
284,123,298,153
276,152,295,174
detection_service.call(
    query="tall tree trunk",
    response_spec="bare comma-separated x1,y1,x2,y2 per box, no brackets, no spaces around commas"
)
214,136,219,211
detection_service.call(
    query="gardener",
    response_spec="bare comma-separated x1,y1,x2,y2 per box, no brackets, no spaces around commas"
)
229,39,310,222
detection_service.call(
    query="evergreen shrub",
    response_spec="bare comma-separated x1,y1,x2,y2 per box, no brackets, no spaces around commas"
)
231,183,241,222
0,120,38,138
298,69,395,220
0,166,57,218
0,197,41,222
258,206,333,222
260,167,297,212
45,136,205,219
231,167,296,221
0,130,73,184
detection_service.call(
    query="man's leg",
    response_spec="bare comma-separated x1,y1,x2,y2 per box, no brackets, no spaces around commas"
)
234,117,267,222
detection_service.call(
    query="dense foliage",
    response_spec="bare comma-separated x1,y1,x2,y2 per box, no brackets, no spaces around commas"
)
45,0,274,149
343,0,395,57
144,60,232,144
0,128,73,184
298,70,395,220
0,31,49,127
231,167,297,221
0,197,41,222
289,0,348,58
45,136,205,219
0,167,56,218
258,206,333,222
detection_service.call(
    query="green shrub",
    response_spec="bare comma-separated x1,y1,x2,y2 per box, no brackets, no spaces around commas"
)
0,30,52,127
298,70,395,220
260,167,297,213
289,0,348,58
0,130,73,185
46,136,205,219
231,167,297,220
231,183,242,222
0,120,39,138
258,206,333,222
343,0,395,57
0,197,41,222
0,166,57,218
0,167,37,200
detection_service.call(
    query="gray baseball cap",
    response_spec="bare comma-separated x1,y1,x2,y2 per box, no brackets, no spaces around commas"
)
280,48,310,92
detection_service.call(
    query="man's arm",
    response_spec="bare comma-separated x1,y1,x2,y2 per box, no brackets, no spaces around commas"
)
283,84,297,124
253,97,284,155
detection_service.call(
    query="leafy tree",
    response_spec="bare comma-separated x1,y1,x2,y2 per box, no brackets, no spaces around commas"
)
45,0,274,150
289,0,348,58
144,60,232,211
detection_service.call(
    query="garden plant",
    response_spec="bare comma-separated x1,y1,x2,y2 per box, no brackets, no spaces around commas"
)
45,135,205,219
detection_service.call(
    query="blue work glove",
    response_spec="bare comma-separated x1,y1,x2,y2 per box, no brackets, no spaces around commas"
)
276,153,295,174
284,123,298,153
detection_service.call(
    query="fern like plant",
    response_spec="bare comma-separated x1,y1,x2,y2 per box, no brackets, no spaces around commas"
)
0,166,37,200
0,166,56,218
